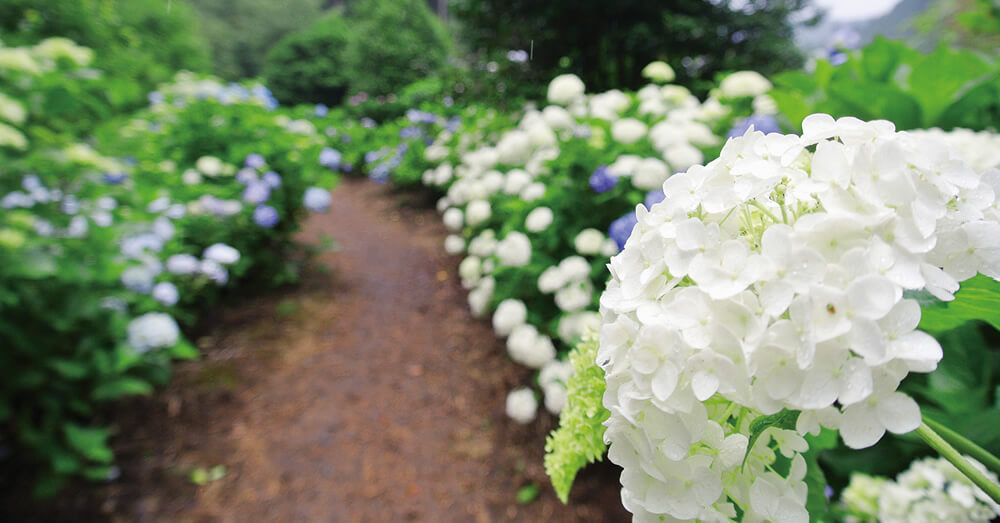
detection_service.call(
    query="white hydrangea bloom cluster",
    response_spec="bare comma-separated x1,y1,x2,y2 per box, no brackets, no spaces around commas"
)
599,114,1000,521
127,312,180,353
842,456,1000,522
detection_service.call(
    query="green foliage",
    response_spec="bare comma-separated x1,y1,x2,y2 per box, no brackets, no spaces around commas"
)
916,275,1000,333
0,0,211,107
343,0,451,97
451,0,810,95
262,10,353,106
188,0,325,80
770,37,1000,132
544,335,610,503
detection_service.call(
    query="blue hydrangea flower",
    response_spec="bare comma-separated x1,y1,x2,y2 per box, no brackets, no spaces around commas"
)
365,151,382,164
319,147,342,169
370,163,390,184
148,91,165,105
103,172,128,185
589,166,618,193
399,126,422,139
360,117,376,129
609,212,639,251
315,104,329,117
253,205,279,227
726,114,781,138
341,134,352,144
303,187,331,212
242,180,271,204
245,153,266,169
262,171,282,189
644,189,666,209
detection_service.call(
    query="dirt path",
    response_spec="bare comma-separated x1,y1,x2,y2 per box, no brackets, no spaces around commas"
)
14,179,627,522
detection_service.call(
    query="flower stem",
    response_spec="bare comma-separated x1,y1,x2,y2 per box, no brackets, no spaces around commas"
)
915,421,1000,505
923,415,1000,477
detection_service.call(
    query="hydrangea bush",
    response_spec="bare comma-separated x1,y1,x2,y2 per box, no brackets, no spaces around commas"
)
0,42,339,494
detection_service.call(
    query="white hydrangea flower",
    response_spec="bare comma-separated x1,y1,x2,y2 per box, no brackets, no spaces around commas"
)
468,229,498,257
127,312,180,353
506,387,538,424
195,156,224,176
642,61,676,83
547,74,586,106
519,182,547,201
538,265,568,293
458,256,482,289
492,298,528,337
842,456,1000,522
664,143,703,171
496,231,532,267
611,118,648,145
442,207,464,231
542,105,574,130
503,169,533,195
181,168,202,185
506,324,556,368
632,158,671,190
166,254,200,275
574,228,605,255
468,276,495,318
719,70,773,98
203,243,240,265
525,206,554,232
557,311,602,344
200,259,229,285
152,281,179,306
444,234,466,255
599,114,1000,522
465,199,491,226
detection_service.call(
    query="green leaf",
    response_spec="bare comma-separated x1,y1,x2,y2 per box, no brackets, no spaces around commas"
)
858,37,903,83
827,82,923,130
63,424,113,464
918,275,1000,333
516,483,540,504
91,377,154,401
48,359,90,379
743,409,801,466
544,335,610,503
907,46,992,125
802,429,838,521
169,340,200,360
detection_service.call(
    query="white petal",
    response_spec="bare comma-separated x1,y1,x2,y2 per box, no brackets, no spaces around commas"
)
878,392,921,434
840,403,886,449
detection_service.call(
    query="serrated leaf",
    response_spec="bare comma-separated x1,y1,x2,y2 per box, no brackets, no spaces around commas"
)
743,409,801,466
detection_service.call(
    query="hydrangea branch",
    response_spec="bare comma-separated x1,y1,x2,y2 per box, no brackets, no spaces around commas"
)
915,421,1000,505
923,415,1000,478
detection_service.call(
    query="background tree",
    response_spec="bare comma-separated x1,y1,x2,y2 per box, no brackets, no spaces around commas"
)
449,0,813,94
187,0,326,80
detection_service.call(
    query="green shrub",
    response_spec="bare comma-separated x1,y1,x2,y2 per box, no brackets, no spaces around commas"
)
343,0,451,97
261,9,353,106
0,0,211,109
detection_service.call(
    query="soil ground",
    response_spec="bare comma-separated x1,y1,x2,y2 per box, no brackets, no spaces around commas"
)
6,179,628,522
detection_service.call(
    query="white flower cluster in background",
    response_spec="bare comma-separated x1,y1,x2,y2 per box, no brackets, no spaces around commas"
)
841,456,1000,522
414,68,740,424
599,114,1000,521
126,312,180,353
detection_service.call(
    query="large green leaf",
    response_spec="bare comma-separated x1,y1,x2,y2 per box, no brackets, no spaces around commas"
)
908,46,992,125
918,275,1000,333
826,81,923,129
